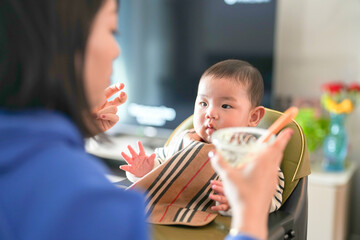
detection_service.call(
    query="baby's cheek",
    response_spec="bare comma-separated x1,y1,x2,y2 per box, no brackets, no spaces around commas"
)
193,123,201,136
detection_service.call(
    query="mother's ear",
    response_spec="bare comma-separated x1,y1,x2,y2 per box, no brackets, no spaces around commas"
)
248,106,265,127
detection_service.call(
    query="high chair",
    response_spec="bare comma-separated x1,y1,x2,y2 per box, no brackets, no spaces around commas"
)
152,108,311,240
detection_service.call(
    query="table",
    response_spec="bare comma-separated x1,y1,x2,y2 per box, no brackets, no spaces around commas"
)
151,209,296,240
307,160,357,240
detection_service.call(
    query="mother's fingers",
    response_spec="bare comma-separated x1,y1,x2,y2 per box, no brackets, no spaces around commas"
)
270,128,293,166
209,150,230,173
107,92,127,106
100,113,119,123
104,83,125,99
273,128,293,151
98,105,118,115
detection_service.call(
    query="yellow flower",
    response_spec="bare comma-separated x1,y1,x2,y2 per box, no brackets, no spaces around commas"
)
321,81,359,115
324,97,354,114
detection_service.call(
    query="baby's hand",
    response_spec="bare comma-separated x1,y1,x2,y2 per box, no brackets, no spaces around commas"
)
119,141,156,178
209,180,230,212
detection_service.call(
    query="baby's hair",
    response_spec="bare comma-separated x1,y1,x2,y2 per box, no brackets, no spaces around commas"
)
200,59,264,107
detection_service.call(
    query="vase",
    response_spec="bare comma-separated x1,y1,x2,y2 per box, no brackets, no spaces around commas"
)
322,113,348,171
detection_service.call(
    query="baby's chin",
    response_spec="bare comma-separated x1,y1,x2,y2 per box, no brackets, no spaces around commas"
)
205,128,216,141
202,133,212,143
194,129,212,143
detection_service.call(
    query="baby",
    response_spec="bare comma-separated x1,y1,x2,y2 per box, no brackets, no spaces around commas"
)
120,59,284,213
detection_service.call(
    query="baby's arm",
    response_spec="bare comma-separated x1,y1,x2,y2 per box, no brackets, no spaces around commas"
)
269,168,284,212
119,141,156,182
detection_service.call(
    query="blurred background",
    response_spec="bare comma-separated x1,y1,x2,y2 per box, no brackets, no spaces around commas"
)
110,0,276,138
91,0,360,239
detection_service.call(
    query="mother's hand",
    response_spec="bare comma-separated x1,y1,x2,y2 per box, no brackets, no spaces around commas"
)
210,128,293,240
93,83,127,132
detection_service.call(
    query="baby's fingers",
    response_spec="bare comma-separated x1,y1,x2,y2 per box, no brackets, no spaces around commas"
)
119,165,138,176
137,141,145,156
121,152,133,164
148,153,156,162
127,145,138,158
210,180,223,187
210,203,230,212
209,193,228,205
120,164,132,172
210,180,224,195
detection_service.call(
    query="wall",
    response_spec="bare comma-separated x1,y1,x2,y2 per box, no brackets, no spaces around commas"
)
274,0,360,239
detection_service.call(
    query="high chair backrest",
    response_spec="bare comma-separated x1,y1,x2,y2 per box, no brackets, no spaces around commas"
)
165,107,311,203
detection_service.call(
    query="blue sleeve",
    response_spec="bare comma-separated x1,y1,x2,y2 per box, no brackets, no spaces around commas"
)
5,146,150,240
225,233,260,240
36,154,150,240
47,184,150,240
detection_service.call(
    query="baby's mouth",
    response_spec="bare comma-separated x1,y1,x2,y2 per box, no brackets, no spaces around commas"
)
205,125,216,135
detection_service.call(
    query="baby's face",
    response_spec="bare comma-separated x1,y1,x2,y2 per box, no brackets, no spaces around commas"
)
193,76,254,143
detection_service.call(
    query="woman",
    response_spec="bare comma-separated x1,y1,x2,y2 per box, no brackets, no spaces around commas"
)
0,0,293,239
0,0,147,239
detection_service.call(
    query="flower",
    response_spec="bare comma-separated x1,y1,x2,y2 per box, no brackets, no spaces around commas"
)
321,81,360,114
348,83,360,92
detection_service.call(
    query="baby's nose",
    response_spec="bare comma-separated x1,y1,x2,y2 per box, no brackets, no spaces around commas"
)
205,108,219,119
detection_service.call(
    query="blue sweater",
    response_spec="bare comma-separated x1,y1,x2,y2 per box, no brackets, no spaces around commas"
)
0,109,148,240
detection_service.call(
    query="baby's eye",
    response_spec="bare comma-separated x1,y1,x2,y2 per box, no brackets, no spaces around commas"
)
200,102,207,107
222,104,232,109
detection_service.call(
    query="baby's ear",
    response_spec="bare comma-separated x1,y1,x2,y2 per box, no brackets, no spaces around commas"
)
248,106,265,127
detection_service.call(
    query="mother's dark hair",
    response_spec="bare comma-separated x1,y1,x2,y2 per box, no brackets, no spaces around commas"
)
0,0,114,136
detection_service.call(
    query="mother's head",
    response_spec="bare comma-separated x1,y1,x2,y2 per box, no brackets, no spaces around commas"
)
0,0,119,136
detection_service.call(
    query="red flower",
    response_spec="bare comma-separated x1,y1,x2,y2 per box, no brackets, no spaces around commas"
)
348,82,360,92
322,82,345,94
